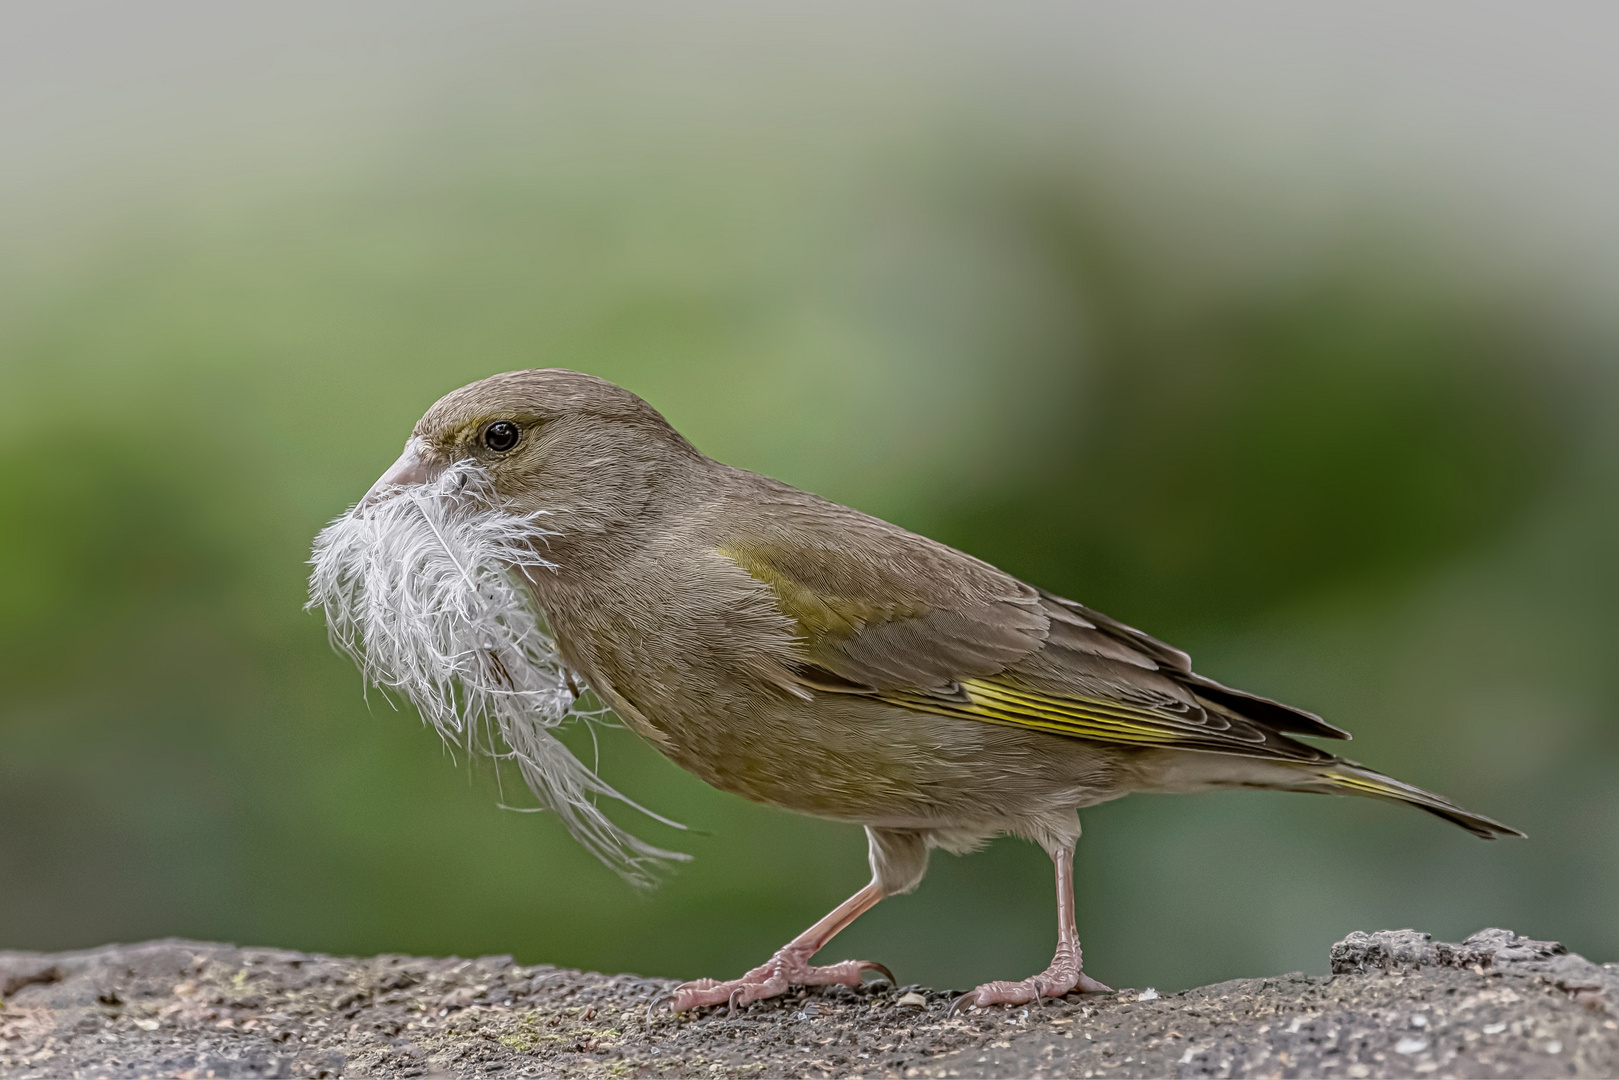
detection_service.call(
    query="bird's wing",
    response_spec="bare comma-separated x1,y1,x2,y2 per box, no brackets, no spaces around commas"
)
715,528,1049,692
719,489,1343,763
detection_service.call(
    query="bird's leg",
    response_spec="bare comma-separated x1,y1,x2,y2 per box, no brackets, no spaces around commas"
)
951,845,1111,1013
666,878,894,1012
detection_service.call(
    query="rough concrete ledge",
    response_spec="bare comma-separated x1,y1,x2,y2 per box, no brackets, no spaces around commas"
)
2,929,1616,1078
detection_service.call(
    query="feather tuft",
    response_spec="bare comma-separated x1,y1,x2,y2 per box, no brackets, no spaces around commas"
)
306,460,687,886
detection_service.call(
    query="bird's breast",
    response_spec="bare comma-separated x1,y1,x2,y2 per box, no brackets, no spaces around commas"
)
527,544,806,755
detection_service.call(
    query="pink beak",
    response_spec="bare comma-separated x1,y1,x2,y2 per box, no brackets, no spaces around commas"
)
358,439,441,510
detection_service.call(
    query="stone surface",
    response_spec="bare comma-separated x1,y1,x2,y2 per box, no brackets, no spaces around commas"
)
2,929,1616,1078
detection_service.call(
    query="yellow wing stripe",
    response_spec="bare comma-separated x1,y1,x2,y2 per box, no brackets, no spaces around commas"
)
1325,771,1399,797
964,680,1186,742
965,680,1193,729
877,676,1318,758
882,678,1194,747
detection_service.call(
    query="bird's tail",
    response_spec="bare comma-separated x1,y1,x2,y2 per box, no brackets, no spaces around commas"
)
1302,762,1524,839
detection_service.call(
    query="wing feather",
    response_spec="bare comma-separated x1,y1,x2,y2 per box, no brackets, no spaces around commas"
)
716,476,1341,762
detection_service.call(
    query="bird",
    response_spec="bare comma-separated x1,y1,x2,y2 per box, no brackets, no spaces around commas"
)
314,367,1521,1015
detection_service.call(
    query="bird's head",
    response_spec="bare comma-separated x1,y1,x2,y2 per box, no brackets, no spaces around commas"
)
311,369,695,880
361,369,703,547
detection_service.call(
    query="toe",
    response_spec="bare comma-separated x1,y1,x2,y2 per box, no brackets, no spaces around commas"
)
798,959,884,989
731,975,789,1009
666,954,895,1013
667,984,728,1012
951,964,1108,1013
951,978,1041,1013
669,975,762,1012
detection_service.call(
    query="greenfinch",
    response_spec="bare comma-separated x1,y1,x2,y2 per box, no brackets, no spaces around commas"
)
310,369,1519,1013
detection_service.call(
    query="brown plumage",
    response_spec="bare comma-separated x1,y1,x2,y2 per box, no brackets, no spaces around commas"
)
347,367,1520,1012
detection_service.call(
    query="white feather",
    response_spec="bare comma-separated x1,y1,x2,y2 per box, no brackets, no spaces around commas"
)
307,460,687,886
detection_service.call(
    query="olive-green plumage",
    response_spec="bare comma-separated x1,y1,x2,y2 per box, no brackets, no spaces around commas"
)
380,367,1519,1010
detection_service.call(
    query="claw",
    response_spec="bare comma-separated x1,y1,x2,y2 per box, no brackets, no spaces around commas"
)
645,992,676,1024
727,985,746,1016
861,961,896,987
948,991,977,1017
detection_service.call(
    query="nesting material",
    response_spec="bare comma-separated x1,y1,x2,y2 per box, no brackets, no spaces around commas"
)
307,460,685,885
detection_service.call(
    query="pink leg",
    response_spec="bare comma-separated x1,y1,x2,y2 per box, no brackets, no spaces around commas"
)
951,846,1111,1013
666,879,895,1012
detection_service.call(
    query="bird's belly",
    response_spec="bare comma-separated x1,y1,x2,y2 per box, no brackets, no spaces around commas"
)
619,684,1136,828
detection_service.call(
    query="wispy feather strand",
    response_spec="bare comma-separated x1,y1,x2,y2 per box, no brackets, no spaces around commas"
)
307,461,687,886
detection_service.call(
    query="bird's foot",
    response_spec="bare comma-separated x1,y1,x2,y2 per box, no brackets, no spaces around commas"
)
949,945,1110,1014
664,943,894,1013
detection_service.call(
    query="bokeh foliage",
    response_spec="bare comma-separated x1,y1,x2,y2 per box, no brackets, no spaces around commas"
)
0,102,1613,997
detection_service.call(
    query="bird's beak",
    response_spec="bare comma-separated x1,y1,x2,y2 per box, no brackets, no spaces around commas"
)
358,438,442,511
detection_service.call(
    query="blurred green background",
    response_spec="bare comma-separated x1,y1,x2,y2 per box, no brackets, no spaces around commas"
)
2,3,1616,994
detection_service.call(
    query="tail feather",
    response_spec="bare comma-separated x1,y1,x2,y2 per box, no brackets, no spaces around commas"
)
1319,764,1524,839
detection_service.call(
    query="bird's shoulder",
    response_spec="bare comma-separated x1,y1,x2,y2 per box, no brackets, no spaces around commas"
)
702,466,1047,691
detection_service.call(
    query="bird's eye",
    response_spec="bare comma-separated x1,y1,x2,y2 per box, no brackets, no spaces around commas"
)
482,421,521,453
